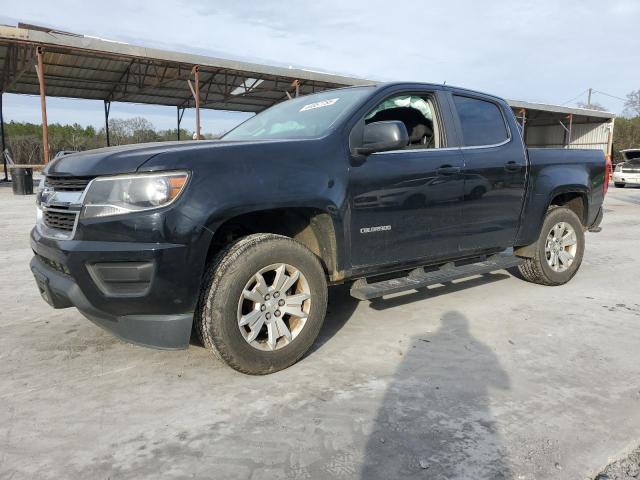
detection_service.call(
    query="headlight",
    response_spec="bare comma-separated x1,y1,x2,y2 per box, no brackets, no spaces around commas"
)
615,163,623,172
35,177,45,205
81,171,189,219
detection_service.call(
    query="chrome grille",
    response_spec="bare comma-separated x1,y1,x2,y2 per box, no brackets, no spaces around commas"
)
43,210,77,231
44,175,93,192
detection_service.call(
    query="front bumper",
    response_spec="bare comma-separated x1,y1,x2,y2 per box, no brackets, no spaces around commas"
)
30,227,197,349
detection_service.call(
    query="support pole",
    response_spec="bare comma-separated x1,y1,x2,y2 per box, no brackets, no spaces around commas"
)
587,88,592,109
35,46,49,164
606,118,615,162
176,106,185,140
518,108,527,137
194,66,200,140
0,92,7,182
567,114,573,149
190,65,201,140
104,100,111,146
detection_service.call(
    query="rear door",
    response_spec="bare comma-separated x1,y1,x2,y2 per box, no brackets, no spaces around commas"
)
449,93,527,252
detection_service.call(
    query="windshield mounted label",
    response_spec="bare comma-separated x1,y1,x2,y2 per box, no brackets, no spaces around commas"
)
300,98,339,112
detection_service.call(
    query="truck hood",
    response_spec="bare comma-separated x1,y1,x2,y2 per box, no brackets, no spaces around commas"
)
44,138,318,177
44,140,320,177
45,141,200,177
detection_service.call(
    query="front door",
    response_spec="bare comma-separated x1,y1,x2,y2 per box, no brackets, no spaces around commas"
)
348,92,466,268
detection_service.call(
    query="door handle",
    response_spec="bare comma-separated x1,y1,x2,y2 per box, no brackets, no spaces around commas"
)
436,165,461,175
504,161,521,172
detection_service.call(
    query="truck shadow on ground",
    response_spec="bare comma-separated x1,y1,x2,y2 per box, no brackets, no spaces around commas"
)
361,311,512,479
191,272,513,365
307,283,359,355
311,272,510,355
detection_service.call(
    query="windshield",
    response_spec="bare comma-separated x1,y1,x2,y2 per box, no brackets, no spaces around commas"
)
223,87,373,140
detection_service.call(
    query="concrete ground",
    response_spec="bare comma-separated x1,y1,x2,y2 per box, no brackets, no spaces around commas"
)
1,183,639,480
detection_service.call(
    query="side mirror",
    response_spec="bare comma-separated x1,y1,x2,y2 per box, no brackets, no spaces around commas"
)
355,121,409,156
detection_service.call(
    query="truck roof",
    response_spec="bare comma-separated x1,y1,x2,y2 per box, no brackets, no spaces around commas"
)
333,82,615,119
331,82,509,104
379,81,504,97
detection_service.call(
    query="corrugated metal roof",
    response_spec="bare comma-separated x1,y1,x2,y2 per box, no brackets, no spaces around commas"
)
507,99,615,121
0,25,373,113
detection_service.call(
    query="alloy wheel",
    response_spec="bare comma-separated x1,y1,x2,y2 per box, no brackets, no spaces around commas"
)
544,222,578,272
237,263,311,351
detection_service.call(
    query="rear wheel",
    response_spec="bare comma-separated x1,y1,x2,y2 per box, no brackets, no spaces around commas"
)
195,233,328,375
469,186,486,200
614,182,625,188
517,207,585,286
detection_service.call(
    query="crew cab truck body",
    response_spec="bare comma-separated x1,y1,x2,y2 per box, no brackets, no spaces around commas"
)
30,82,607,374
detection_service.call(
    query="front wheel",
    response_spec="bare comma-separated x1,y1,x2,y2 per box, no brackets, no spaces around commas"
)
195,233,328,375
517,207,585,286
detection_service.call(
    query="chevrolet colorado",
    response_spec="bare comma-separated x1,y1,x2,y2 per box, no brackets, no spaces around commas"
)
30,83,608,374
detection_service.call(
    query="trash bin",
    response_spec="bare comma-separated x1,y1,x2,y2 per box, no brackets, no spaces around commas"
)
11,167,34,195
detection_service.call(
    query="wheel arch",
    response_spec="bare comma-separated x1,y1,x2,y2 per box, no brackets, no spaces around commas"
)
205,207,342,281
515,187,589,258
548,189,589,226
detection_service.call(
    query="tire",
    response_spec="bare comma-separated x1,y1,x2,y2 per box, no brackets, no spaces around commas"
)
614,183,625,188
195,233,328,375
469,186,486,200
517,207,585,286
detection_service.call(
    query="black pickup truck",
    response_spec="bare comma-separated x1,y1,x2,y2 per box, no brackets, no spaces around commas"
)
30,83,608,374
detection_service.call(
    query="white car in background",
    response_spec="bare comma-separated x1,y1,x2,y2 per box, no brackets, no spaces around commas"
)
613,149,640,188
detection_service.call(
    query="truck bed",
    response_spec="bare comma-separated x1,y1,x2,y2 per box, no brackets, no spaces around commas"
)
514,148,606,247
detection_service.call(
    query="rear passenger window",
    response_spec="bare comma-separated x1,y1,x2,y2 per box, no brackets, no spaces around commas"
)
453,95,509,147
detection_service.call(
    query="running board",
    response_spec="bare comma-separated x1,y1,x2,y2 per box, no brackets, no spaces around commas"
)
350,252,524,301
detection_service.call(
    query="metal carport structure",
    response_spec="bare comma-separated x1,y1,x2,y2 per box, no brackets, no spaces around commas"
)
509,100,615,158
0,23,372,177
0,23,615,182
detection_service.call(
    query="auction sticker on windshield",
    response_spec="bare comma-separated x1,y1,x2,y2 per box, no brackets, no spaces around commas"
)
299,98,339,112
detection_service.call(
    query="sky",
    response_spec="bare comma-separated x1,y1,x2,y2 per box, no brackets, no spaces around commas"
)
1,0,639,134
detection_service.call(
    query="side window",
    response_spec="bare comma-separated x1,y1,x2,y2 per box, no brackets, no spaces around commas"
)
365,94,440,149
452,95,509,147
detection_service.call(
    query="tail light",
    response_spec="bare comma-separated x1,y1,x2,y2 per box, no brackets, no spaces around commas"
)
603,156,612,195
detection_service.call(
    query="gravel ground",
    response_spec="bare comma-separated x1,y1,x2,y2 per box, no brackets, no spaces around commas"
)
1,182,640,479
595,446,640,480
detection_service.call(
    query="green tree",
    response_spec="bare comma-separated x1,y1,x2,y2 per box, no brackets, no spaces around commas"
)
624,90,640,117
612,116,640,163
3,118,194,164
